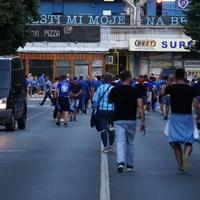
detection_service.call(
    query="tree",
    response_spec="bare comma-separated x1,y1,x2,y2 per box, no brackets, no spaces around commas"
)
184,0,200,52
0,0,39,55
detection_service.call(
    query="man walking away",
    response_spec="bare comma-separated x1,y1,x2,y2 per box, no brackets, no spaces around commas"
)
39,76,54,106
70,77,82,121
109,71,145,173
56,75,71,127
162,68,200,174
52,77,60,121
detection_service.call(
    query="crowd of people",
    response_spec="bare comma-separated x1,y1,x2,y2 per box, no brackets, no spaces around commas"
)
26,70,200,174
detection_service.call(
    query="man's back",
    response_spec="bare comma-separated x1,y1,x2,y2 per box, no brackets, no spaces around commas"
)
166,83,196,114
109,85,141,120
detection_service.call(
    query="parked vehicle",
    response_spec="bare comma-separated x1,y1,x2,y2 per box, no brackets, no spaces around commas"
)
0,56,27,131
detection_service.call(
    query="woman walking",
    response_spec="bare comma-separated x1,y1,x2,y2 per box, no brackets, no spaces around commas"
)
92,73,115,153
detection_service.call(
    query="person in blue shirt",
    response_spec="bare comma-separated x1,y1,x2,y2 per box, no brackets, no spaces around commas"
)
32,76,39,98
38,74,45,95
93,75,103,92
39,76,54,106
78,76,91,114
56,74,71,126
92,72,115,153
147,76,157,112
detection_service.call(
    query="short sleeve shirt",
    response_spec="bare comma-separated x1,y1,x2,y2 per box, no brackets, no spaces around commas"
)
57,81,70,97
109,85,142,120
165,83,197,114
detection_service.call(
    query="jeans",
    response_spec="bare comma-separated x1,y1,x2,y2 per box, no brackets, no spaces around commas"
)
114,120,136,166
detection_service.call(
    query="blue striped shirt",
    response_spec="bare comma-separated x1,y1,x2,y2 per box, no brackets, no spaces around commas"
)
93,83,114,111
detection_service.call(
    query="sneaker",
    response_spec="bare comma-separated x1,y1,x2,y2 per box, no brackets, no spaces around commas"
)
126,165,134,172
163,116,168,120
70,117,73,121
102,147,109,153
117,163,124,173
178,168,184,174
39,103,43,106
108,146,115,153
64,123,68,127
56,122,60,126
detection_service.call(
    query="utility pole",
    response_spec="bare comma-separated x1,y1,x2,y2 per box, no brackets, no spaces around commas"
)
123,0,147,25
122,0,137,25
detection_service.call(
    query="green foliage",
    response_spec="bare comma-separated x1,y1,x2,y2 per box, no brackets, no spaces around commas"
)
0,0,39,55
184,0,200,52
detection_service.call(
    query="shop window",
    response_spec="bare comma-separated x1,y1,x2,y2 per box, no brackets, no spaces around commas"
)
149,60,173,68
75,60,89,79
56,60,70,77
173,60,182,67
140,60,148,75
29,60,53,79
92,60,103,77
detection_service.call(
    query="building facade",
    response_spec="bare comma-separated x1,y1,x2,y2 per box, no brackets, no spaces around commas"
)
18,0,199,79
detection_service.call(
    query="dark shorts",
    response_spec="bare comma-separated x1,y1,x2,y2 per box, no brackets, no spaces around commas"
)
58,97,70,112
161,95,170,105
95,110,115,132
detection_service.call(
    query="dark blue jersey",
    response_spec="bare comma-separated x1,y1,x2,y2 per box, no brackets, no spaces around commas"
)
57,81,70,97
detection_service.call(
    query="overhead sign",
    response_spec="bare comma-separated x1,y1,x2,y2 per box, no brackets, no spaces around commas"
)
129,38,193,52
32,15,130,26
184,60,200,68
30,25,100,42
142,16,187,26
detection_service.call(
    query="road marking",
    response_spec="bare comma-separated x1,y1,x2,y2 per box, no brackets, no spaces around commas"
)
27,108,50,121
28,105,51,108
100,143,111,200
0,149,26,153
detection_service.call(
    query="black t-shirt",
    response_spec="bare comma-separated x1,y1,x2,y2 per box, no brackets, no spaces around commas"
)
135,82,147,97
165,83,197,114
71,83,82,98
109,85,142,120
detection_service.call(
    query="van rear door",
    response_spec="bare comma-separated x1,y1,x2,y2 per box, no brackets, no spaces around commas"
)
11,58,26,118
0,60,11,99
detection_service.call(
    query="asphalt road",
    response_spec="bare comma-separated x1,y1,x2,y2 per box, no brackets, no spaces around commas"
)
109,111,200,200
0,100,200,200
0,100,100,200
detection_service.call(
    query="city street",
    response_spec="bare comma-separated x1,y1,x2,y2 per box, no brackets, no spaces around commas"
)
0,100,200,200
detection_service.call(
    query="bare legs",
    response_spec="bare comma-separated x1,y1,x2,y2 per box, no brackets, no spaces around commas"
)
57,111,68,126
170,142,193,172
163,104,169,120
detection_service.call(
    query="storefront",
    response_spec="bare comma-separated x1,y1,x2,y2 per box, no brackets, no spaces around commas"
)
18,24,106,79
18,14,131,79
19,52,105,80
129,38,200,77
